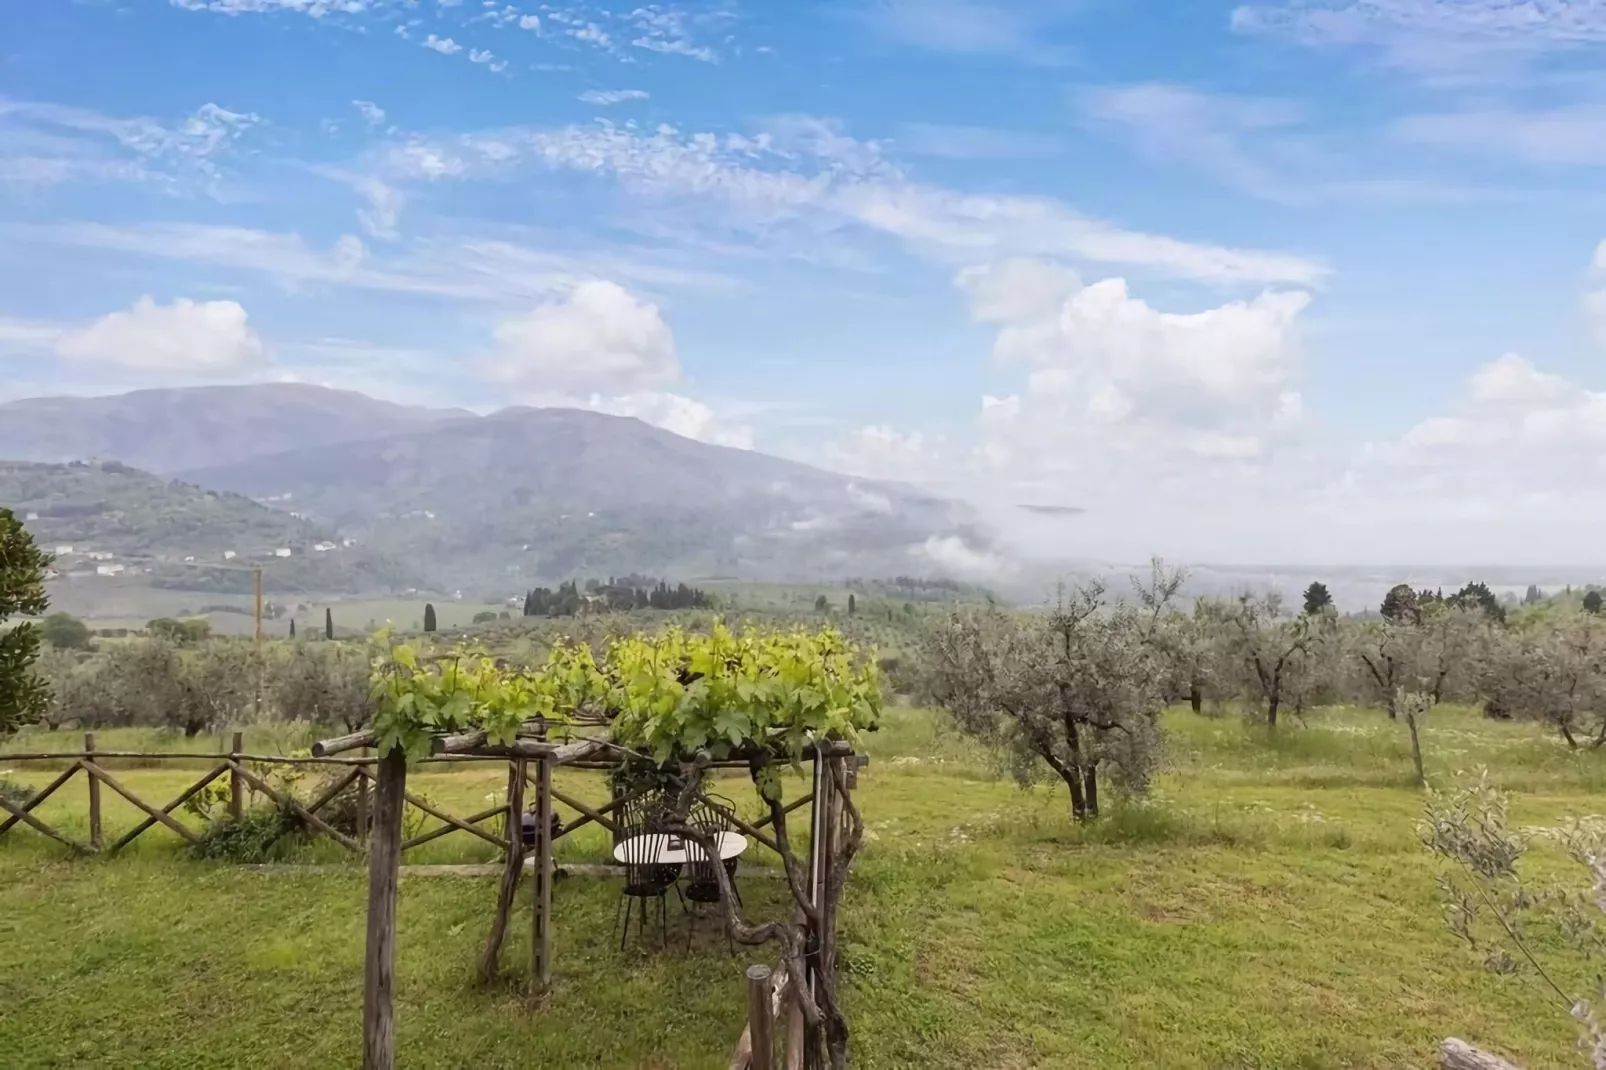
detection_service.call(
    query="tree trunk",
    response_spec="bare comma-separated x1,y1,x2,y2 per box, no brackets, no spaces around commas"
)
1064,768,1088,822
1406,712,1425,786
1188,682,1202,714
1266,693,1280,729
1082,765,1099,819
1385,692,1398,720
1560,722,1578,749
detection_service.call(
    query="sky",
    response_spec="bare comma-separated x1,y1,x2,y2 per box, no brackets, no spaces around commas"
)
1,0,1605,571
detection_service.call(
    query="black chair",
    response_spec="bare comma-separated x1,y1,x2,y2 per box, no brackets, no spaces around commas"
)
703,792,744,909
681,795,740,952
613,793,679,950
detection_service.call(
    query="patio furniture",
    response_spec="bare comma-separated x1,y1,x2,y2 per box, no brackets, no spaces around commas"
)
681,797,741,952
613,793,680,950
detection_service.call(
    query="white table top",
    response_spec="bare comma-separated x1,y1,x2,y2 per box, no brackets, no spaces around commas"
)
612,831,748,865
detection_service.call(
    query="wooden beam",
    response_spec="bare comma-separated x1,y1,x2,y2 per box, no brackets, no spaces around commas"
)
83,761,202,846
744,965,776,1070
478,759,525,983
229,731,244,822
312,729,377,757
751,793,812,832
0,786,90,854
548,786,621,836
305,767,363,816
0,761,81,838
363,748,406,1070
231,764,359,853
532,757,553,994
109,763,229,855
1439,1039,1522,1069
401,789,506,851
722,808,782,858
85,733,102,850
400,806,502,853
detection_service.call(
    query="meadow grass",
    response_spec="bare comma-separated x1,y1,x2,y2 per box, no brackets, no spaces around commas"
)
0,705,1600,1068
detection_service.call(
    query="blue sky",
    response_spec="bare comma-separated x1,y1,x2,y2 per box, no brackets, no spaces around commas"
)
2,0,1605,568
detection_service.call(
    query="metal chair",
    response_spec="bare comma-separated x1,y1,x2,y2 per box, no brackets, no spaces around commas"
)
613,792,679,950
681,795,739,952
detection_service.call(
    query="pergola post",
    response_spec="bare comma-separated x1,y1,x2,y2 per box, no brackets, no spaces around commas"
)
531,756,554,994
479,758,526,983
363,747,407,1070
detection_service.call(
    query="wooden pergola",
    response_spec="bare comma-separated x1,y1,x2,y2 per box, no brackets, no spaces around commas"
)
310,725,864,1070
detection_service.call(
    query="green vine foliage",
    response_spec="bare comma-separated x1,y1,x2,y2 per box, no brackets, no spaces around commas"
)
368,623,884,793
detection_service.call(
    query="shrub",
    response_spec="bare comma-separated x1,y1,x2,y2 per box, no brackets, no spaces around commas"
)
0,776,36,807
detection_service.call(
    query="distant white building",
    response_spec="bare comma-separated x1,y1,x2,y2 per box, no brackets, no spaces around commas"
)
313,541,337,552
184,556,195,563
54,545,74,555
96,563,125,576
24,511,38,521
341,537,357,548
223,550,237,560
274,548,292,558
86,551,114,561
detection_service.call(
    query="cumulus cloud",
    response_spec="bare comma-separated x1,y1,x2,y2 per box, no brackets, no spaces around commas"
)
586,391,753,449
484,281,679,394
423,34,462,54
826,425,943,482
54,296,268,374
915,534,1016,580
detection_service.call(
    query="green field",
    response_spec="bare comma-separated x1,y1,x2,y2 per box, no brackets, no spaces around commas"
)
0,705,1598,1068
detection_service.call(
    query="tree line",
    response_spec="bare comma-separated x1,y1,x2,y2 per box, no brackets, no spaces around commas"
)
521,577,711,618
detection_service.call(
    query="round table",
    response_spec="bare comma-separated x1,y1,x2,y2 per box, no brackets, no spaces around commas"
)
611,831,748,865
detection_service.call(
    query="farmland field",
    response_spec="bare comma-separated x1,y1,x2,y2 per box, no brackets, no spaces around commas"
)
0,705,1598,1068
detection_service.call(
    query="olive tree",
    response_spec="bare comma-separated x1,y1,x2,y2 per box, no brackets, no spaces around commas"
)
1480,612,1606,748
267,641,374,730
925,570,1180,822
1212,592,1332,727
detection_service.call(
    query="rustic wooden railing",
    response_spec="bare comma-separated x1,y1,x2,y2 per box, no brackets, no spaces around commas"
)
0,733,817,861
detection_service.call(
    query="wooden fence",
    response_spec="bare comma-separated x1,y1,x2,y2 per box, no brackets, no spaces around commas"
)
0,733,813,860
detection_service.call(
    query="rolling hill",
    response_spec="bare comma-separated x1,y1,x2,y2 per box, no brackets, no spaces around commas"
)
0,460,426,596
176,406,991,591
0,383,470,474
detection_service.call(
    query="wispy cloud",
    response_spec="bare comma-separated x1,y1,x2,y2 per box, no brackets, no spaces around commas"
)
1391,103,1606,165
352,99,386,126
1232,0,1606,80
376,118,1326,284
423,33,463,54
0,98,260,191
579,89,651,105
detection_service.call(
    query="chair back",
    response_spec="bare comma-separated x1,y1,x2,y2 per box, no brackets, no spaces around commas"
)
684,795,732,890
617,791,678,890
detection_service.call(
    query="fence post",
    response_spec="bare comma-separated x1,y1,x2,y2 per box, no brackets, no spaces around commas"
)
532,757,553,994
85,732,102,851
746,964,775,1070
363,747,407,1070
229,731,244,822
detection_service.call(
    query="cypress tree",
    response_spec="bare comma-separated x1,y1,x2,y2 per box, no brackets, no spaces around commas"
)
289,618,296,639
423,603,437,632
325,607,334,640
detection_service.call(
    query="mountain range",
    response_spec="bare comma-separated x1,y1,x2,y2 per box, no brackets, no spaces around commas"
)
0,384,993,596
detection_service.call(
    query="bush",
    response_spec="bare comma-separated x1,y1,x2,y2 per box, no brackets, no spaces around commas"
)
188,806,302,863
39,613,93,651
0,776,35,807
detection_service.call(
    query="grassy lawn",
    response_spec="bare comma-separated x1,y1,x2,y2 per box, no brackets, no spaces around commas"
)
1,706,1600,1068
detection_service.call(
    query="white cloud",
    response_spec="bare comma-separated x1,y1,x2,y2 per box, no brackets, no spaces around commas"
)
827,425,943,482
171,0,379,15
484,281,680,393
0,98,261,190
469,48,507,71
54,296,268,374
352,99,385,125
586,391,754,448
354,177,404,238
915,534,1016,580
625,5,721,62
448,120,1329,284
579,89,651,105
1589,240,1606,344
955,258,1081,323
1391,104,1606,165
518,14,541,29
1232,0,1606,79
424,34,463,54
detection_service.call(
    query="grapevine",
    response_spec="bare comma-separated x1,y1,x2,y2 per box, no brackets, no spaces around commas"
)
368,622,883,788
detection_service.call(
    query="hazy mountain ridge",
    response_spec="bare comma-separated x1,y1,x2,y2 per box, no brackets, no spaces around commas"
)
0,459,426,595
0,383,472,474
0,385,994,595
178,406,987,591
